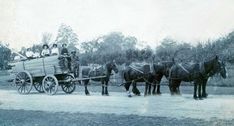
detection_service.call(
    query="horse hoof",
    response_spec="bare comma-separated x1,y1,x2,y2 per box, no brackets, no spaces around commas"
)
202,94,208,98
105,93,109,96
199,98,203,100
157,92,162,95
128,95,132,97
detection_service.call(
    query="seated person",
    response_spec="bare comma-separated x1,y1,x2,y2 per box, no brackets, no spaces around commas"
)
61,43,69,55
41,44,50,57
33,49,40,58
51,44,59,55
25,48,34,59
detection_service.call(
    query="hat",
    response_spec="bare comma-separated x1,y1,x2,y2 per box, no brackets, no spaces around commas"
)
62,43,67,47
42,44,49,49
52,43,57,47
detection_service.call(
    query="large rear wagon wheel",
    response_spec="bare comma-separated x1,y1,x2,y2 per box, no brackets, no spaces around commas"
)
14,71,33,94
61,74,76,94
42,75,58,95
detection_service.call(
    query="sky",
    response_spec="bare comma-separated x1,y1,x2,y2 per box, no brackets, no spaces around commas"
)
1,0,234,50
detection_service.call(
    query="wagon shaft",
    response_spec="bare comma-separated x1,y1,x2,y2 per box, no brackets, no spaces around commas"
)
58,75,107,83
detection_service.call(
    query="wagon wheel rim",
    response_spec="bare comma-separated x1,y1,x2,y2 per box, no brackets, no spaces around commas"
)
42,75,58,95
14,71,33,94
61,74,76,94
34,82,44,93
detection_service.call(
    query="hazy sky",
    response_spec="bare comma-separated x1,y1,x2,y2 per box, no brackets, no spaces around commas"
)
1,0,234,50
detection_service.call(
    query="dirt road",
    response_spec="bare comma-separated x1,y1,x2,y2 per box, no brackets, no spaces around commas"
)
0,85,234,126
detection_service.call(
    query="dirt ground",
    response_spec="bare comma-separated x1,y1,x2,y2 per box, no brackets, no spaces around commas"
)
1,109,233,126
0,80,234,126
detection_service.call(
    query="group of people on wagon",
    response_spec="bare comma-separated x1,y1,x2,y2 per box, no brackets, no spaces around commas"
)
24,43,80,77
25,43,59,59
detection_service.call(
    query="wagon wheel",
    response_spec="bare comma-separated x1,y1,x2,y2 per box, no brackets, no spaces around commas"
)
42,75,58,95
14,71,33,94
61,74,76,94
34,81,44,93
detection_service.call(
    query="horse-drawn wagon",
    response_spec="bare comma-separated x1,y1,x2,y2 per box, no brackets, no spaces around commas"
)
10,55,118,95
11,55,76,95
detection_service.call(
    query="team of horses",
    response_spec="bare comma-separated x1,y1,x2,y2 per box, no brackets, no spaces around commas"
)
79,55,227,100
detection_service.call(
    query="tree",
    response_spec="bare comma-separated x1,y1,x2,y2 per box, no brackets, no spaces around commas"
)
156,37,177,61
41,32,52,44
55,24,78,50
0,42,11,70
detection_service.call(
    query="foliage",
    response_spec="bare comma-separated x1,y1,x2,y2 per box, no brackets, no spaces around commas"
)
4,25,234,68
55,24,78,51
0,42,11,70
41,32,52,44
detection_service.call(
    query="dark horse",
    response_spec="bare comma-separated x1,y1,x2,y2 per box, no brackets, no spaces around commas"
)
169,56,227,99
146,61,175,95
123,63,159,97
81,61,118,96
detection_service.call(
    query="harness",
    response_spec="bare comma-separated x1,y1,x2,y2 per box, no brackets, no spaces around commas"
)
129,65,144,74
178,64,190,74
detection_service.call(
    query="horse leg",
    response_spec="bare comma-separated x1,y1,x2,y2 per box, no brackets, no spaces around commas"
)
148,83,152,95
105,81,109,96
101,81,105,95
144,82,148,96
84,80,90,95
132,81,140,96
156,83,161,95
176,81,181,95
169,79,177,95
202,79,208,98
169,79,173,95
152,81,156,95
193,82,198,99
198,83,203,100
124,82,132,97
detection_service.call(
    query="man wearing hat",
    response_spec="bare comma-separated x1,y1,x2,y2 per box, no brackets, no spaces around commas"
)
60,43,71,72
61,43,69,55
71,50,80,78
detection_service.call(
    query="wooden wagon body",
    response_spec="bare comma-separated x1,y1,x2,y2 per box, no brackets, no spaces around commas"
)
11,55,76,95
11,55,68,76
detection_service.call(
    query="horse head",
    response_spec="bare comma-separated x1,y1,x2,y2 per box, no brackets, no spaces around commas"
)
107,60,118,74
211,55,227,78
216,59,227,79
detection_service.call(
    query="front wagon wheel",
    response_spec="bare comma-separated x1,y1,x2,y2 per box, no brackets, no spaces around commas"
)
61,74,76,94
42,75,58,95
14,71,33,94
